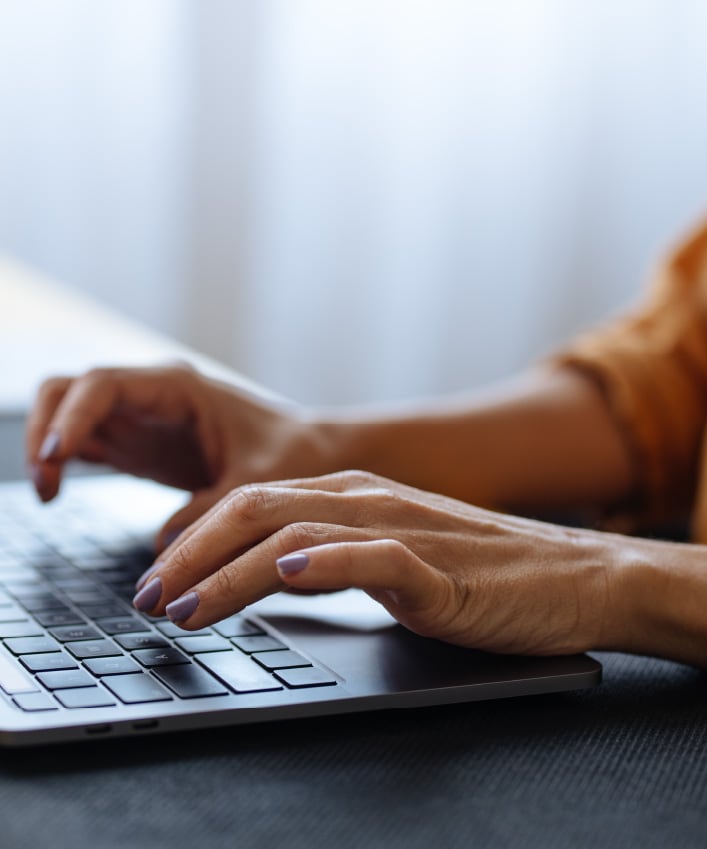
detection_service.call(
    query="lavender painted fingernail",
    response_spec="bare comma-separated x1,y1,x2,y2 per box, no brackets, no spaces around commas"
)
277,553,310,575
133,577,162,613
135,562,162,592
38,431,61,462
29,463,45,492
166,591,200,624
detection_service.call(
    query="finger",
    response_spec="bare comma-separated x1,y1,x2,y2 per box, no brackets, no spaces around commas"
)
153,485,231,555
148,471,397,568
134,484,367,606
157,524,379,629
276,539,444,624
25,376,71,500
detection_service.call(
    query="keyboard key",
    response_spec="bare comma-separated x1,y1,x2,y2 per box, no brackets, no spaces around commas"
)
4,636,60,655
196,651,283,694
132,647,189,667
14,592,66,611
76,602,128,619
174,635,231,655
0,650,39,694
49,624,102,643
252,650,313,671
96,616,149,636
103,673,173,704
66,639,122,659
275,667,338,689
20,652,78,672
37,669,96,690
13,692,59,712
35,609,85,628
83,655,142,677
153,665,229,699
213,617,264,638
55,686,117,709
231,635,286,654
116,634,169,651
156,621,214,639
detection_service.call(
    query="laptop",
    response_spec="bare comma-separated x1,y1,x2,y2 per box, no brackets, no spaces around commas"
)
0,473,602,747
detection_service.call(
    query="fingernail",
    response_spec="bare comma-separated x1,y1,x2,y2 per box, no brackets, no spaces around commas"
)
38,431,61,462
135,562,161,592
277,552,310,575
133,577,162,613
166,591,200,624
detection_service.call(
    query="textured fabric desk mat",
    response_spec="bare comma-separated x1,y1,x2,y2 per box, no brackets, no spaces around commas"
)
1,651,705,849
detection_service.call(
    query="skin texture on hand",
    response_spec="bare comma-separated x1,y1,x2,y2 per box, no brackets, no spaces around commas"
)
25,365,332,548
132,470,626,657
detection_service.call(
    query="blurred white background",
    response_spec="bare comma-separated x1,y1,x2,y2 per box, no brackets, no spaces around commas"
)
1,0,707,405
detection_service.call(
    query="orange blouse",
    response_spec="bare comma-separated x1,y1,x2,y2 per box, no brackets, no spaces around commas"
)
559,218,707,535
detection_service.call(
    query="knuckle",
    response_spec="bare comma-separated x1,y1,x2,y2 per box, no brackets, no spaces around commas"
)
379,538,411,579
213,564,239,598
222,485,273,525
276,522,321,553
169,539,199,580
337,469,381,490
38,375,70,401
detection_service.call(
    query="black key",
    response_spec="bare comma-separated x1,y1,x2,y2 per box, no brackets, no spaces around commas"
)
213,617,264,638
132,647,189,667
116,634,169,651
14,593,65,611
196,651,283,694
35,609,85,628
62,589,114,605
55,687,117,709
96,616,149,636
156,622,214,639
66,639,122,659
37,669,96,690
231,635,286,654
49,624,102,643
174,635,231,655
20,652,78,672
13,692,59,712
4,636,60,655
252,650,313,671
153,665,229,699
83,655,142,677
76,602,128,619
51,578,98,591
103,673,173,704
0,621,43,639
275,667,338,689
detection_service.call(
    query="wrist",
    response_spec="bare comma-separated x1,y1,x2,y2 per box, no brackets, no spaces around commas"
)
600,534,707,666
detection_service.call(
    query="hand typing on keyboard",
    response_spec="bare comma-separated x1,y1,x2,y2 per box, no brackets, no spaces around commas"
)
25,363,707,667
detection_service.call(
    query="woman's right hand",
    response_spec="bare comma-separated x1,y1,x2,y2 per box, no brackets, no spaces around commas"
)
26,364,333,549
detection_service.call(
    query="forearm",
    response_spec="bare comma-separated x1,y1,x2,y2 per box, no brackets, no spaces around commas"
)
310,366,635,514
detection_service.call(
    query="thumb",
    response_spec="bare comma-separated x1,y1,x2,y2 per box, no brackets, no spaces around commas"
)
155,486,228,552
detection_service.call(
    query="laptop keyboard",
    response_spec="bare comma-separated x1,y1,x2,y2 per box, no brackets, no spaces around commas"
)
0,484,337,713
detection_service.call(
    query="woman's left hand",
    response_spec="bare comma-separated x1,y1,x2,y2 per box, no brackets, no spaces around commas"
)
132,470,628,656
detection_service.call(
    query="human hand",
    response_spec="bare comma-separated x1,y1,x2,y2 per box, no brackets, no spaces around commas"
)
133,470,626,656
26,365,330,548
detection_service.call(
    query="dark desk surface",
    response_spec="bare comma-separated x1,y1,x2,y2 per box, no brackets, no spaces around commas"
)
2,651,705,849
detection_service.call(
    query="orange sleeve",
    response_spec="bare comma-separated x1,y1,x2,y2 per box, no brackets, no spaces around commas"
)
558,218,707,526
